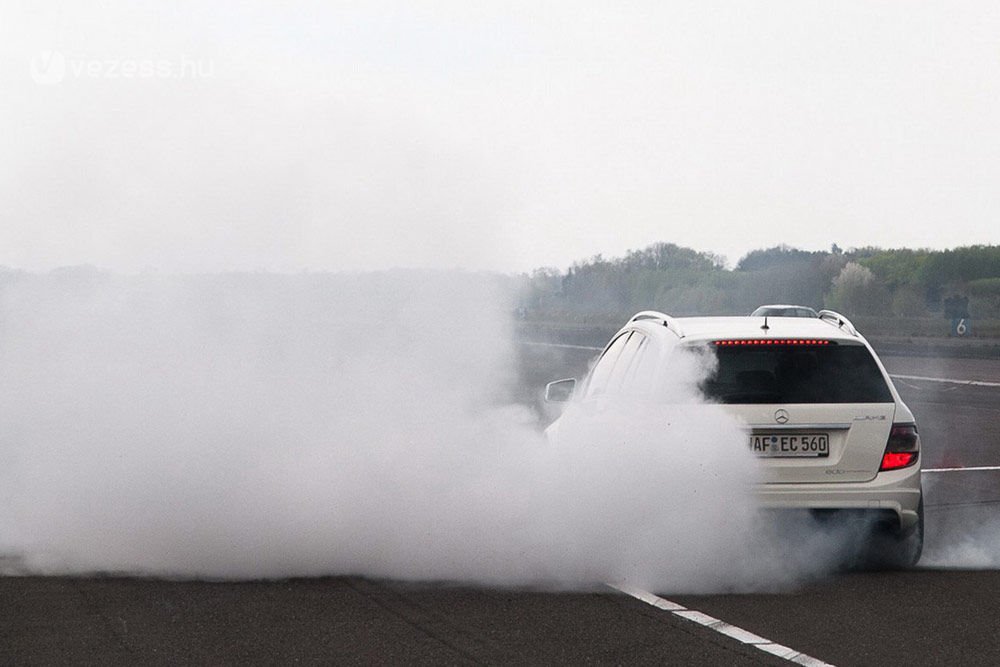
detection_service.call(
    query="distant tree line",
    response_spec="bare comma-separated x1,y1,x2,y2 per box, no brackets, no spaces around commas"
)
520,243,1000,324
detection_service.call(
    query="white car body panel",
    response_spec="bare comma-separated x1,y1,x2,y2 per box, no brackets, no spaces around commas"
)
547,313,923,532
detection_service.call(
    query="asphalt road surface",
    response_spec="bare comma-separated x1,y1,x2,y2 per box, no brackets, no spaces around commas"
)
3,350,1000,666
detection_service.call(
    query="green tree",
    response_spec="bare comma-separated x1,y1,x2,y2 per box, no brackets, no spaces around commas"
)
826,262,888,315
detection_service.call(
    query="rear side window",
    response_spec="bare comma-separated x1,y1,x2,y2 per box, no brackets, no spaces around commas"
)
584,332,631,398
608,332,646,392
701,343,893,404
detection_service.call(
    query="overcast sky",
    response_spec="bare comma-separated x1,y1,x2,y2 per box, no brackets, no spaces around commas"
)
3,2,1000,272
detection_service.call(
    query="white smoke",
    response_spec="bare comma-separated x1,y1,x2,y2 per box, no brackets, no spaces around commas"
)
920,474,1000,568
0,270,852,590
923,516,1000,568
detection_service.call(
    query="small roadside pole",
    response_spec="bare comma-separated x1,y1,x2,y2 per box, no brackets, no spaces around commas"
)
944,294,972,337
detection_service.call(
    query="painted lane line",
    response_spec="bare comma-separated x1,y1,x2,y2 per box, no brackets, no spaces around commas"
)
923,465,1000,473
613,583,686,610
675,610,769,643
608,584,835,667
520,340,603,351
888,373,1000,388
893,378,924,391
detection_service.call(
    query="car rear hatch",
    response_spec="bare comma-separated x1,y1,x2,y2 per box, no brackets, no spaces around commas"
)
726,403,894,483
700,338,896,484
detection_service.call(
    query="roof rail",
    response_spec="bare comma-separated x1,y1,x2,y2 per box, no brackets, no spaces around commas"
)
817,309,859,336
629,310,684,338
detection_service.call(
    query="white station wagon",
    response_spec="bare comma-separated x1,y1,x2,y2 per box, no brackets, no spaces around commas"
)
544,309,923,567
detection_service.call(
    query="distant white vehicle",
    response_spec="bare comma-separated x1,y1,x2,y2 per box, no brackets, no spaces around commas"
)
750,304,819,318
544,309,923,567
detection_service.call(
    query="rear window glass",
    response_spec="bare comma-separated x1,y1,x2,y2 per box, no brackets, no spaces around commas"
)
700,343,893,404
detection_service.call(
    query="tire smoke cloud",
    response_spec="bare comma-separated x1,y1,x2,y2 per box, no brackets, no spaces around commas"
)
1,270,841,590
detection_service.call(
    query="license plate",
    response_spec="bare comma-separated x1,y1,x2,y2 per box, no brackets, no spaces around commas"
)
749,433,829,457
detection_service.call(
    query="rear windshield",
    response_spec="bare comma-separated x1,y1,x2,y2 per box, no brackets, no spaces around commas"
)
700,343,893,404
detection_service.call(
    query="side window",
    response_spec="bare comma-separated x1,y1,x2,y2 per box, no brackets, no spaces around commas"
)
621,335,653,393
608,332,646,393
584,332,631,399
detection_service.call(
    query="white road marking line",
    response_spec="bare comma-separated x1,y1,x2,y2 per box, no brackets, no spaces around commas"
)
520,340,603,351
608,584,836,667
894,378,923,391
888,373,1000,388
923,465,1000,473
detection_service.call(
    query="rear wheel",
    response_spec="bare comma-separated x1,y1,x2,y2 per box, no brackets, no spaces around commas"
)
865,496,923,569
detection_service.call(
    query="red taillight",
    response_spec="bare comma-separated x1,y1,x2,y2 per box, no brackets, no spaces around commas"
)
881,452,917,469
713,339,831,346
880,423,920,471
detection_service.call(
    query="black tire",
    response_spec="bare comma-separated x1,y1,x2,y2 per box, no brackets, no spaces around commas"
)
866,495,924,569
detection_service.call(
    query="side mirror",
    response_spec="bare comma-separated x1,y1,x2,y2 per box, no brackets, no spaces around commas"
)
544,378,576,403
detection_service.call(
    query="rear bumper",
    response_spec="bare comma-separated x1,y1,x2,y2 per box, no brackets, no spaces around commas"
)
754,463,922,531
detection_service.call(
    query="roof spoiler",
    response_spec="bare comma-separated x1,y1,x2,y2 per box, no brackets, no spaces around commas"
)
817,309,859,336
630,310,684,338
